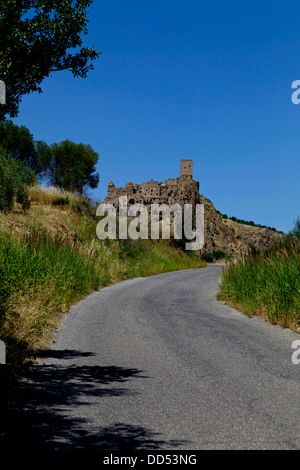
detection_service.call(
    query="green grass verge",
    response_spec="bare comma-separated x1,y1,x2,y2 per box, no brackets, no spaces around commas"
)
217,241,300,330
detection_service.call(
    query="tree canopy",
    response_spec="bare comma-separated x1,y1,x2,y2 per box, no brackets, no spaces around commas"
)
0,119,51,174
47,140,99,193
0,0,100,118
0,120,100,193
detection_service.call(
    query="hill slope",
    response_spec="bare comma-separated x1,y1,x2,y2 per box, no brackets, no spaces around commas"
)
200,195,281,257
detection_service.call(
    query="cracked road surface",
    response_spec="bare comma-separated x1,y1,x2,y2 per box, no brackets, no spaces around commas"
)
5,265,300,450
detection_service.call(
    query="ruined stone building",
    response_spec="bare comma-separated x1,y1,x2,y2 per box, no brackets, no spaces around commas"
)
105,159,200,208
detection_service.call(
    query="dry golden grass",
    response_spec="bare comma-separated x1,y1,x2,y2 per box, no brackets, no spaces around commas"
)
27,184,80,206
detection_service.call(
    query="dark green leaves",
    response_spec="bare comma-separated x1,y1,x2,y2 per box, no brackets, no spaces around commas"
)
0,119,51,175
0,150,36,213
0,0,100,118
46,139,99,193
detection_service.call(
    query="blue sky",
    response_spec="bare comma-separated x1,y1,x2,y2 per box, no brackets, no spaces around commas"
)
13,0,300,233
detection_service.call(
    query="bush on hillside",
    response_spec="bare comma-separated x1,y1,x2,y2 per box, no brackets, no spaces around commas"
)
213,250,226,260
200,252,214,263
0,149,36,213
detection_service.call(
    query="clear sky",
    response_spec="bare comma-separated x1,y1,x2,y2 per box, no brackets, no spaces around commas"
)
13,0,300,233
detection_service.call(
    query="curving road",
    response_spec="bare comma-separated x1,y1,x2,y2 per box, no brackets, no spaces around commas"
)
7,265,300,450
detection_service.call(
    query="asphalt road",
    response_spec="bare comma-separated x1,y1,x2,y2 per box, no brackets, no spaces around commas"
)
9,265,300,450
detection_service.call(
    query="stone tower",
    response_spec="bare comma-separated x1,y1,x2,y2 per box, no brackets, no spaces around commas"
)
180,159,193,180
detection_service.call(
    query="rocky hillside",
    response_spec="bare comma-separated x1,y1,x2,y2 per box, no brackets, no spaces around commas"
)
149,177,281,257
200,195,281,257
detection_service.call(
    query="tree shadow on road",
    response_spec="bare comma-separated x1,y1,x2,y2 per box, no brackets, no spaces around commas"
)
0,349,188,450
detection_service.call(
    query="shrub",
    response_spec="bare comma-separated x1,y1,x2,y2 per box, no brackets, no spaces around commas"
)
0,150,36,213
200,252,214,262
213,250,226,260
246,242,260,255
71,196,96,219
52,197,69,206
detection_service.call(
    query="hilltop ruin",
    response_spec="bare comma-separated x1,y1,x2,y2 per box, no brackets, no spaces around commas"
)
104,159,280,256
105,159,200,207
